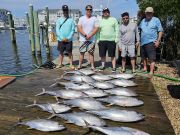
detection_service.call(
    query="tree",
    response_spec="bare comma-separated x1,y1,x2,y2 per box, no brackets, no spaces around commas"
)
136,0,180,60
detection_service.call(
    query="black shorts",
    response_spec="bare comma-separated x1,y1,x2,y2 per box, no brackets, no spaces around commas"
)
98,41,116,57
57,41,72,53
140,42,156,60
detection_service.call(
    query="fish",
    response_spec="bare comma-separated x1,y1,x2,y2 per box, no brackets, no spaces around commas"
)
63,75,95,84
104,88,137,97
91,74,112,81
17,119,65,132
36,88,88,99
97,96,144,107
49,112,106,127
88,125,150,135
62,98,106,110
78,69,96,75
87,108,144,122
26,100,71,113
92,82,115,89
82,89,108,98
107,79,137,87
108,73,135,80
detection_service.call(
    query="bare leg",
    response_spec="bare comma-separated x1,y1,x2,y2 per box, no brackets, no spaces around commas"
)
149,60,155,74
130,57,135,71
111,57,116,69
78,52,84,68
88,52,95,68
68,53,73,66
121,57,126,70
101,56,106,67
142,58,147,71
58,52,64,66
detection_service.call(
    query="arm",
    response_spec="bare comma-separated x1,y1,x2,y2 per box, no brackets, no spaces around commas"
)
86,18,99,40
135,24,140,48
67,19,75,40
154,18,163,48
114,19,119,43
117,26,122,51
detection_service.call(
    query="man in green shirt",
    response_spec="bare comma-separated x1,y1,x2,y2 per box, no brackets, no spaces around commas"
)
96,8,119,72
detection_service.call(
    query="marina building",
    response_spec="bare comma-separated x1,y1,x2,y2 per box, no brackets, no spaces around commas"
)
0,9,10,29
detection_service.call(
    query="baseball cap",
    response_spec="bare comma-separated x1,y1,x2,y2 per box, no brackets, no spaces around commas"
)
102,8,110,13
62,5,69,11
145,7,154,13
85,5,93,10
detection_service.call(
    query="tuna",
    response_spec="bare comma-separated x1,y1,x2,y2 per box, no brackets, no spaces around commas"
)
91,74,112,81
87,108,144,122
97,96,144,107
82,89,108,98
104,88,137,97
108,73,135,80
26,100,71,113
107,79,137,87
92,82,115,89
63,75,95,84
17,119,65,132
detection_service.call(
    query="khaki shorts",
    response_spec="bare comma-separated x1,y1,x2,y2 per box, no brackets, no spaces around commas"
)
121,44,135,58
79,41,95,53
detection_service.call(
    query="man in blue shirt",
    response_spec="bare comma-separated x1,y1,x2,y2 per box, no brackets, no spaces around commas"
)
139,7,163,77
56,5,75,69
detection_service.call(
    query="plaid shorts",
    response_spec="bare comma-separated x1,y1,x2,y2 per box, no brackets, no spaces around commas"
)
79,41,95,53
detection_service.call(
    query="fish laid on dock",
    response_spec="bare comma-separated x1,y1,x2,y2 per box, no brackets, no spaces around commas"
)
97,96,144,107
88,125,150,135
62,98,106,110
62,75,95,83
92,82,115,89
91,74,112,81
87,108,144,122
104,88,137,97
49,112,106,127
17,119,65,132
107,73,135,80
26,100,71,113
82,89,108,98
107,79,137,87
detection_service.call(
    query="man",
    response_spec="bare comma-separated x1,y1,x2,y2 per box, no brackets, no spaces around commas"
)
56,5,75,69
77,5,99,70
118,12,140,73
96,8,119,72
139,7,163,77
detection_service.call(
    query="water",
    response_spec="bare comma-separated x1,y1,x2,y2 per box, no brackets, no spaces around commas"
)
0,30,59,75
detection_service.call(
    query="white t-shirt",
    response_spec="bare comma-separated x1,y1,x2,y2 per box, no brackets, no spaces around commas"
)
78,15,99,42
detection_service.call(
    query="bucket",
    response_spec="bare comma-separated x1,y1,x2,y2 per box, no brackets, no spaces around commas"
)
167,85,180,99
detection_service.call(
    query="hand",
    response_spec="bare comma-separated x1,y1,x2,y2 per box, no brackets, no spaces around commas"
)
62,38,68,42
154,40,160,48
86,35,91,40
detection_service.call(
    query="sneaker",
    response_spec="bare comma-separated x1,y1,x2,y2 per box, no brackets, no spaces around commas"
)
112,68,116,73
132,70,136,74
91,67,97,71
120,68,126,73
99,66,105,71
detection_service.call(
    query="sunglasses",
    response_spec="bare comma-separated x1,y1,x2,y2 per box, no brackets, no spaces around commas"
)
86,8,92,11
122,17,129,20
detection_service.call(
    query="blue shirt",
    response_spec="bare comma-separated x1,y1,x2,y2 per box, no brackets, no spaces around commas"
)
139,17,163,46
56,17,75,41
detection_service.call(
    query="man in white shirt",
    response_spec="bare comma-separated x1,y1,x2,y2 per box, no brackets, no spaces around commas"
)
77,5,99,70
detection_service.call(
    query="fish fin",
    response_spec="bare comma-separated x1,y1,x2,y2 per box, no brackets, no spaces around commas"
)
25,100,37,107
49,82,58,87
35,88,46,96
106,103,114,107
47,114,56,119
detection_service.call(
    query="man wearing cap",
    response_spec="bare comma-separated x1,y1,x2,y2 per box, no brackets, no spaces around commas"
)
118,12,140,73
56,5,75,69
77,5,99,70
96,8,119,72
139,7,163,77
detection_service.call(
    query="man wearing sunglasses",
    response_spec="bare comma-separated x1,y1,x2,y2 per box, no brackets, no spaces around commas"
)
77,5,99,70
139,7,163,78
96,8,119,72
118,12,140,73
56,5,75,69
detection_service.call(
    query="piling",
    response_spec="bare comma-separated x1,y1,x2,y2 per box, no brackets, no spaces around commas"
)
33,11,41,55
25,12,31,46
29,4,35,54
7,12,16,44
45,6,50,54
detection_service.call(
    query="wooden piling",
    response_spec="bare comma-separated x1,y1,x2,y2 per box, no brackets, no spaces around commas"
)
33,10,41,55
7,12,16,44
29,4,35,54
25,12,31,46
45,6,50,54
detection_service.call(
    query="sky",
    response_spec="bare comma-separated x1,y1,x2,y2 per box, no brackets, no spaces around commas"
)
0,0,139,19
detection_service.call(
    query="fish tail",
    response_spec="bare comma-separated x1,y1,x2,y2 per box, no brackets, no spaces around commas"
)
35,88,46,96
25,100,37,107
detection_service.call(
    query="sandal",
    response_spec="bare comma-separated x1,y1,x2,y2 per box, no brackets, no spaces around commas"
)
75,66,82,70
69,65,75,70
56,64,64,69
120,68,126,73
91,67,97,71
